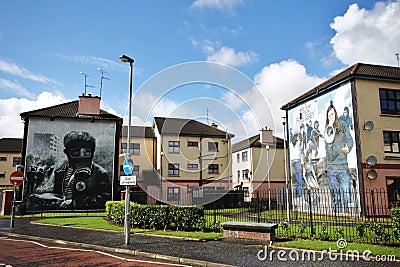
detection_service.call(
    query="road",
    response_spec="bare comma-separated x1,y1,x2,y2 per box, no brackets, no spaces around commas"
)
0,237,189,267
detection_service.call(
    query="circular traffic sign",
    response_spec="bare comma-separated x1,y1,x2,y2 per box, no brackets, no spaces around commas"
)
10,171,24,186
123,157,134,175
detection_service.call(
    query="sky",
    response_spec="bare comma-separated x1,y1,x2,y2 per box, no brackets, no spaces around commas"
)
1,0,399,142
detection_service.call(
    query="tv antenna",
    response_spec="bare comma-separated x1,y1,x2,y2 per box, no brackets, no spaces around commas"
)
396,53,399,68
80,72,94,95
97,67,110,98
206,108,211,125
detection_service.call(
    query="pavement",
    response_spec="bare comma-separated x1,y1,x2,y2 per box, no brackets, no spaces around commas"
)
0,218,399,267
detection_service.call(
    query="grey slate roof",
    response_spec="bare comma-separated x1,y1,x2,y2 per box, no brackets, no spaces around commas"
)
154,117,234,138
281,63,400,110
121,126,156,138
20,100,122,121
232,134,284,152
0,138,22,153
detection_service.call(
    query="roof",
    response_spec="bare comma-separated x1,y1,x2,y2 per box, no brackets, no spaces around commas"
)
20,100,122,121
281,63,400,110
121,126,156,138
0,138,22,153
232,134,284,152
153,117,234,138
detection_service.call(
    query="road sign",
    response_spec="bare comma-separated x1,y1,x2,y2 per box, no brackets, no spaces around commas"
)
10,171,24,186
120,175,137,186
123,157,134,175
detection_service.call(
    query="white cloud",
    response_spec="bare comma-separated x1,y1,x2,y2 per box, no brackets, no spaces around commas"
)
191,0,244,14
205,44,259,66
0,78,35,99
56,54,124,72
0,92,69,138
330,1,400,66
0,58,57,84
244,60,325,138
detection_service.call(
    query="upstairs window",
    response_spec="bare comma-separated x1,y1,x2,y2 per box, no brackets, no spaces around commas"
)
168,141,180,153
384,131,400,154
242,151,248,162
121,143,140,155
208,142,218,152
208,164,219,174
188,141,198,147
236,153,240,163
380,88,400,115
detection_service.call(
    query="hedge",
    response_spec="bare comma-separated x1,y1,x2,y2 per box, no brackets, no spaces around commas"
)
106,201,205,231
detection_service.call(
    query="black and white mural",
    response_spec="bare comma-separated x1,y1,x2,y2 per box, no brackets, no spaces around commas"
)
23,118,116,210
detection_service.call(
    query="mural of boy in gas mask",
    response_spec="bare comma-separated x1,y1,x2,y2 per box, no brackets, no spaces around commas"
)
54,131,110,209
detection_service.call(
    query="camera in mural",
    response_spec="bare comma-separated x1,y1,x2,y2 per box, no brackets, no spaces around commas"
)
23,119,116,211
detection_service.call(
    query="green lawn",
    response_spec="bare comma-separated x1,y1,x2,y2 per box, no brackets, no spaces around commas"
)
276,239,400,258
36,216,222,239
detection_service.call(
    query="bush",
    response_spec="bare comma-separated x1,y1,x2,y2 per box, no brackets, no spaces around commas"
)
106,201,205,231
391,207,400,243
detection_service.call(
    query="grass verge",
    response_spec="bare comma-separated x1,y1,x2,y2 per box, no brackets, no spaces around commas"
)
36,216,222,239
276,239,400,258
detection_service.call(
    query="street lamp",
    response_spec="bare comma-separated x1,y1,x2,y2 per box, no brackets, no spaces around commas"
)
266,144,271,211
282,116,290,222
120,54,134,245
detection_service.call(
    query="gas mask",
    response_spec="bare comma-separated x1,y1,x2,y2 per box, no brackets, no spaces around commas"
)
68,147,94,197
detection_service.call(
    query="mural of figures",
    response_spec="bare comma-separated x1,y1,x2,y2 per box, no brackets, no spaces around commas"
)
23,118,116,210
288,82,359,214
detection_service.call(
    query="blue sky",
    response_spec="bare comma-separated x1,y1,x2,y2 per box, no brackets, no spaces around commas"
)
1,0,399,141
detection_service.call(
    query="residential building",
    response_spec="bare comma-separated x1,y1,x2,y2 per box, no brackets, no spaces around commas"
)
281,63,400,216
152,117,234,205
232,130,285,202
0,138,22,187
118,125,157,203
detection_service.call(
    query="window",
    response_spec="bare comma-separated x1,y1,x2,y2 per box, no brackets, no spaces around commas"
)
132,165,140,177
208,164,219,174
12,157,21,167
168,163,179,176
0,173,5,178
243,187,249,197
242,151,248,162
0,157,6,161
168,141,180,153
387,178,400,208
243,169,250,179
187,163,198,170
236,153,240,163
380,88,400,115
188,141,198,147
384,131,400,153
237,170,240,182
121,143,140,155
167,187,180,201
208,142,218,152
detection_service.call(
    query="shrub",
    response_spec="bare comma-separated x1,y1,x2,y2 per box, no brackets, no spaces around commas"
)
355,221,367,243
317,223,330,241
106,201,205,231
279,221,290,238
390,207,400,243
369,221,389,244
297,221,307,239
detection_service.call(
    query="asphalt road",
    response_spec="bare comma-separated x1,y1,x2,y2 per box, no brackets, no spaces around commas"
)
0,218,399,267
0,237,190,267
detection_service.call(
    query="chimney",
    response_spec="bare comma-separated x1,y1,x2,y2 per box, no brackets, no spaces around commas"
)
260,127,273,144
210,122,218,129
78,94,100,115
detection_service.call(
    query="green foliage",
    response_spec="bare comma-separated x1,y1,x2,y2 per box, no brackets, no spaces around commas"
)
335,226,344,240
355,221,367,243
297,221,307,239
106,201,205,231
369,221,389,244
391,208,400,243
279,221,290,238
317,223,330,241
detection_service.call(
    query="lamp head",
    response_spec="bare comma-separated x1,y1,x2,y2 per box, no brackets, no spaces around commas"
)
119,54,134,63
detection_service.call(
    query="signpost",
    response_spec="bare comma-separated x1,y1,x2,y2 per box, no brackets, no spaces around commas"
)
9,171,24,228
122,156,134,245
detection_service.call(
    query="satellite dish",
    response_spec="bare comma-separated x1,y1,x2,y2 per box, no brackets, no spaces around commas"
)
366,155,377,167
363,121,374,131
367,169,378,180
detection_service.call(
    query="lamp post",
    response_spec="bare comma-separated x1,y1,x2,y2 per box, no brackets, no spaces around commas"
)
266,144,271,211
120,54,134,245
282,116,290,222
